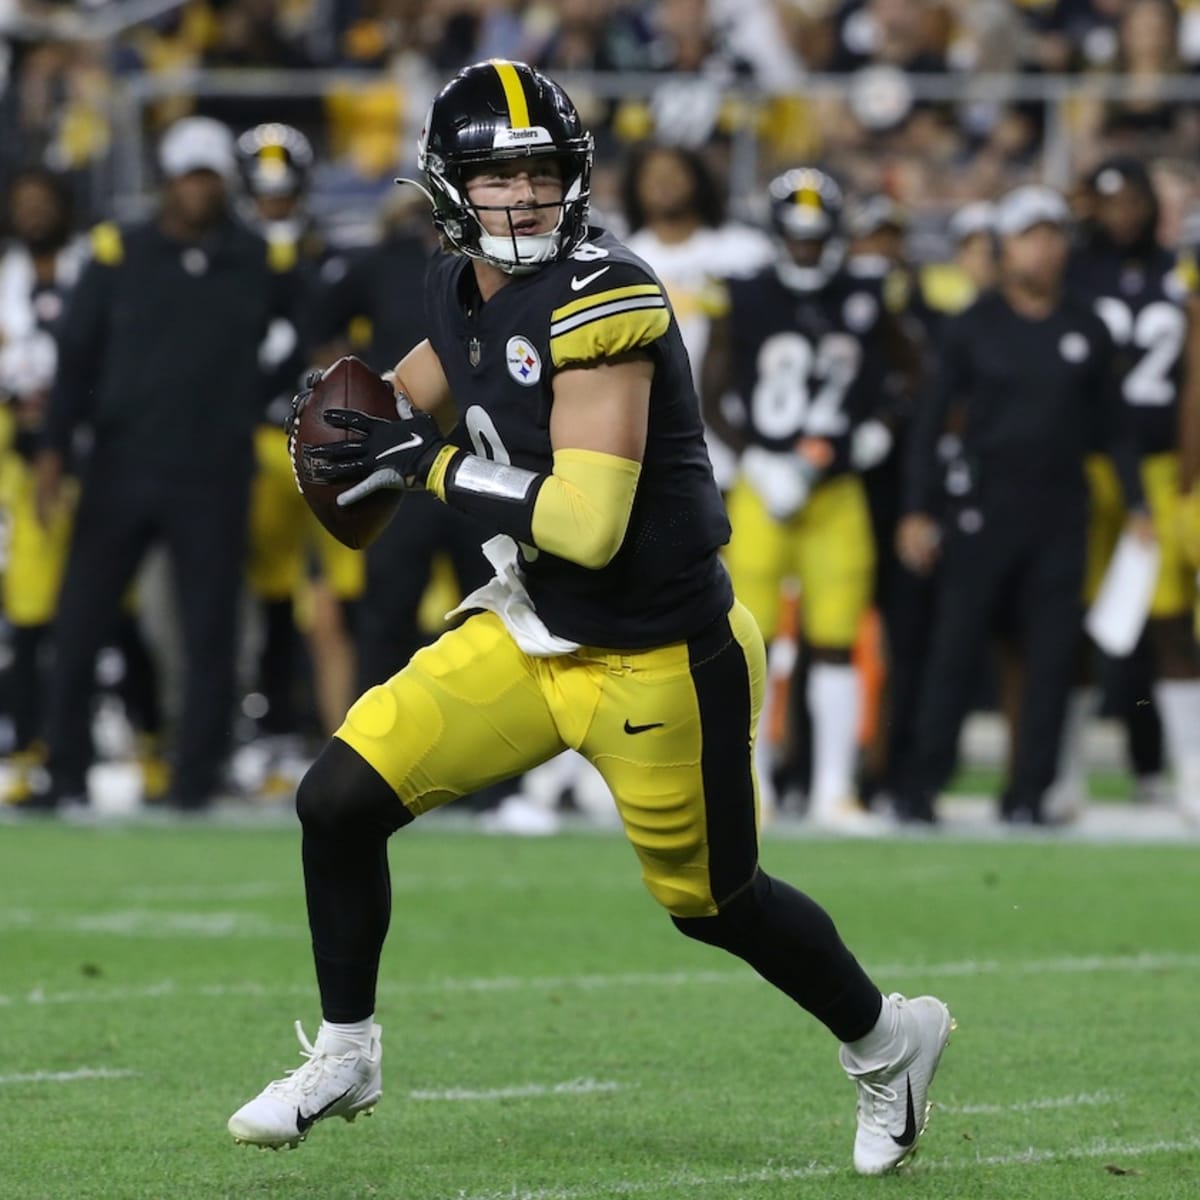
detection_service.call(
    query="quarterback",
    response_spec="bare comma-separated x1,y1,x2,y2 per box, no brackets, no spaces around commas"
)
228,61,952,1176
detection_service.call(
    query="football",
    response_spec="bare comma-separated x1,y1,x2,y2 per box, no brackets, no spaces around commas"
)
291,355,404,550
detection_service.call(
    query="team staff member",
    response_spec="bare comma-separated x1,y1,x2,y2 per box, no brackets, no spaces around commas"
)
897,186,1153,825
34,117,291,811
228,62,953,1174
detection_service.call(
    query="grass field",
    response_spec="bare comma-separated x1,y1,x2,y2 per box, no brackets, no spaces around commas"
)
3,818,1198,1200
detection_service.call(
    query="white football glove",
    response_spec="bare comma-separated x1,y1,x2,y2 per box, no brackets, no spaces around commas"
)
742,445,817,521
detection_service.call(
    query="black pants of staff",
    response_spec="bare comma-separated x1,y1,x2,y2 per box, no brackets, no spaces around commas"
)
45,459,250,807
355,492,491,692
898,493,1086,822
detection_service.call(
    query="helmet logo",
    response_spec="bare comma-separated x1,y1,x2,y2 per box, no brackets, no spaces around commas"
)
506,336,542,386
492,125,554,149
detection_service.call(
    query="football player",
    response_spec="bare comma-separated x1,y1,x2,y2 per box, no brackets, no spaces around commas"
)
236,123,365,768
1068,157,1200,820
701,168,899,827
228,62,952,1172
0,167,164,806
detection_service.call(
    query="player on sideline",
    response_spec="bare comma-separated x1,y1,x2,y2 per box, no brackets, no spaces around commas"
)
227,61,952,1175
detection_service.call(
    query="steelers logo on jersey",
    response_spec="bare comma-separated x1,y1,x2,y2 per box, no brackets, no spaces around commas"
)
1059,331,1090,363
842,290,879,333
506,336,542,386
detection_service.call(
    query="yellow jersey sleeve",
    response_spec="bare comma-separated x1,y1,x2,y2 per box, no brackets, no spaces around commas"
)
549,282,670,370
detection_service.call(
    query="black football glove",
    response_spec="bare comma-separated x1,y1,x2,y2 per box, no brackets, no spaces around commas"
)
284,368,323,436
301,406,447,506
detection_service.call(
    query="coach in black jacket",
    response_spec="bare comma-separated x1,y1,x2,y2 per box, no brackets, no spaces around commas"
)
34,117,291,810
895,185,1154,825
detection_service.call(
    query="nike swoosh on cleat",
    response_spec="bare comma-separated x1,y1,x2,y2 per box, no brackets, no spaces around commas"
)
570,266,611,291
623,720,664,735
376,434,423,459
892,1074,917,1147
296,1086,352,1134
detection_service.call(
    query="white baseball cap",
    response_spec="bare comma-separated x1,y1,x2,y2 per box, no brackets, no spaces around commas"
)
994,185,1070,237
949,201,995,244
159,117,237,184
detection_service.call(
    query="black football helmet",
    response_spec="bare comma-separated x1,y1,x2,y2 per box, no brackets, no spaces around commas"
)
415,59,593,274
237,123,314,198
768,167,845,291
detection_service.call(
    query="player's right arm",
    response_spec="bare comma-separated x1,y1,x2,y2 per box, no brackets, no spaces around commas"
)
389,338,457,434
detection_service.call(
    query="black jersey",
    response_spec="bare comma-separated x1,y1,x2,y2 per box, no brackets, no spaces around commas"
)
1068,244,1191,456
723,266,888,476
904,289,1142,515
424,228,732,649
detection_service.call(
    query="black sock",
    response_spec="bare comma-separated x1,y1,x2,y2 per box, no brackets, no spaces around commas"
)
302,830,391,1023
297,738,410,1023
674,870,882,1042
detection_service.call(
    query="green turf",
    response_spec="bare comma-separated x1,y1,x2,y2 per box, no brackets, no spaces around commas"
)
948,765,1135,802
2,821,1197,1200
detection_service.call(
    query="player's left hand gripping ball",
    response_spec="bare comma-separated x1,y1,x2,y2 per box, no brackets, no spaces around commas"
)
301,406,447,506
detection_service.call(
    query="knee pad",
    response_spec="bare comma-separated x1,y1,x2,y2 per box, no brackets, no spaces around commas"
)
296,737,412,836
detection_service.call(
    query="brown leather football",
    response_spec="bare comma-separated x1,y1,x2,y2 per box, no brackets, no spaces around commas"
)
291,356,404,550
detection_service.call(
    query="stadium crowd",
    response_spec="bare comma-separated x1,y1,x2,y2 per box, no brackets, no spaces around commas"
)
1,0,1199,828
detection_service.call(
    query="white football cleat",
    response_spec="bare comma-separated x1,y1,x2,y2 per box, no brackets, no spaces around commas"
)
228,1020,382,1149
839,994,954,1175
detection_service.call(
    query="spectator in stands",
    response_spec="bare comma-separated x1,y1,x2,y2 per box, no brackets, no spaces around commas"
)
621,142,773,484
1079,0,1200,157
828,0,950,74
531,0,654,73
33,117,292,812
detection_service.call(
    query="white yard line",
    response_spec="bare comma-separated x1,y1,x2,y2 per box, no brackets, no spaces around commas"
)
457,1136,1200,1200
0,908,304,938
941,1090,1118,1115
410,1079,621,1102
0,1068,139,1085
2,950,1199,1009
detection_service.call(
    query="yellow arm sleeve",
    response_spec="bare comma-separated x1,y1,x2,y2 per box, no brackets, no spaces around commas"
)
530,448,642,569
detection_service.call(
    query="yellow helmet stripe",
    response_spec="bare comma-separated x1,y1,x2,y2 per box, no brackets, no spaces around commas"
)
491,59,530,129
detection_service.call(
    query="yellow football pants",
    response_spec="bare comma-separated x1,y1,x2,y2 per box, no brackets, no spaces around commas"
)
1085,453,1197,618
0,450,76,627
247,426,365,602
724,472,875,646
337,603,766,918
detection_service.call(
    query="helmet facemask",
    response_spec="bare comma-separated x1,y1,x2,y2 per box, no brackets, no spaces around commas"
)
419,132,592,275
